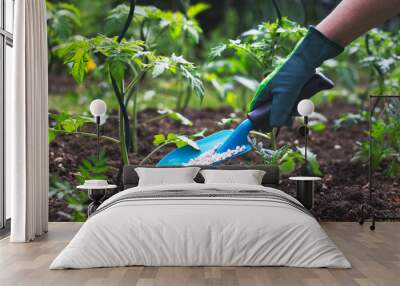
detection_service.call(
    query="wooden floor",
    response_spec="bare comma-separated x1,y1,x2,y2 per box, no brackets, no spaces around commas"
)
0,222,399,286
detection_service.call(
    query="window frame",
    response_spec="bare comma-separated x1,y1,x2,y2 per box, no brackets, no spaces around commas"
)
0,0,13,231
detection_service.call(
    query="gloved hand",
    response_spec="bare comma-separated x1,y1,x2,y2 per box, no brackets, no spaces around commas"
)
249,26,343,127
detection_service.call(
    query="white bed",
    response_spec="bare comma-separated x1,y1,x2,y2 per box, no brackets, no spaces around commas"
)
50,182,351,269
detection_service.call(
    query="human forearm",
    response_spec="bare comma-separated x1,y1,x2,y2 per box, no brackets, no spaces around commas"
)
317,0,400,47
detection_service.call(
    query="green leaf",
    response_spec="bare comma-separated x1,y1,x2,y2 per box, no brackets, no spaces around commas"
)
49,176,74,199
250,139,298,172
209,43,227,58
50,175,88,222
134,5,159,17
48,129,57,144
233,75,259,91
47,2,81,43
279,157,296,175
152,60,170,78
153,132,200,150
71,46,90,82
167,133,178,141
109,58,126,85
208,17,306,77
153,134,166,145
58,115,93,133
61,119,78,133
77,152,108,184
218,117,241,127
178,65,204,100
57,39,91,83
158,109,193,126
309,121,326,132
105,4,130,35
187,3,210,18
191,128,207,138
50,112,69,126
176,135,200,150
71,211,87,222
334,112,366,129
371,121,385,143
171,54,191,65
384,159,400,177
81,159,92,170
297,147,322,176
185,21,200,43
210,78,233,100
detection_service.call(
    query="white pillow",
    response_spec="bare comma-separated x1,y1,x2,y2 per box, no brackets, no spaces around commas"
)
200,169,266,185
135,167,200,186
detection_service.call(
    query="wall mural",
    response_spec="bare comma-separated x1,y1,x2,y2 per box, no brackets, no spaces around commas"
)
47,0,400,222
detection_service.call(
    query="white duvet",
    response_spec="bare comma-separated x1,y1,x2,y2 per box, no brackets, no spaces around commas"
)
50,183,350,269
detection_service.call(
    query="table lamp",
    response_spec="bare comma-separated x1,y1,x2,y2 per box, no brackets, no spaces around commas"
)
89,99,107,160
297,99,314,175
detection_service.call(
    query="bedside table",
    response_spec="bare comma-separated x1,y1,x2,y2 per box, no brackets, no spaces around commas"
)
77,184,117,216
289,176,321,210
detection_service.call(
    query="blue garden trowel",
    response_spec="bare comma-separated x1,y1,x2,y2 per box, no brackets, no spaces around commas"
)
158,72,334,166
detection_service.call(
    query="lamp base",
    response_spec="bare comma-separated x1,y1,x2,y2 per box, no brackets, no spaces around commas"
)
296,180,315,210
87,189,106,216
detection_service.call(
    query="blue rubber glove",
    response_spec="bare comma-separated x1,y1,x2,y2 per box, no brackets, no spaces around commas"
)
249,26,343,127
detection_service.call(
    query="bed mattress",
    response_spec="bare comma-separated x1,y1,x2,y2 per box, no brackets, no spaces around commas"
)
50,183,350,269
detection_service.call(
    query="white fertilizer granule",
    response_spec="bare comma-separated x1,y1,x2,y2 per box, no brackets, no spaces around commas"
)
184,145,247,166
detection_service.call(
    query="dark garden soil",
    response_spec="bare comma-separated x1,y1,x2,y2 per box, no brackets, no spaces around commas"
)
49,100,400,222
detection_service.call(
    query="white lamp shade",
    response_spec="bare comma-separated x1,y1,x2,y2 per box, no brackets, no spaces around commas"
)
90,99,107,117
297,99,315,116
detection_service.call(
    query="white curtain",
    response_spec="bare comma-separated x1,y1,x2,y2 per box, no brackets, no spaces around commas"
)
7,0,49,242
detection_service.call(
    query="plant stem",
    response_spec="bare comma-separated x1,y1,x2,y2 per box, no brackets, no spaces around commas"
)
271,128,277,150
119,109,129,165
111,72,133,152
50,129,120,144
365,33,384,96
139,143,169,165
111,0,137,157
271,0,282,24
117,0,136,43
178,22,191,112
176,76,184,111
364,33,384,115
132,89,139,153
124,69,147,105
182,85,192,112
123,71,147,154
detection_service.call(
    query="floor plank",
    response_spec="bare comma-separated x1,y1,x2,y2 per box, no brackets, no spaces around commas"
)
0,222,399,286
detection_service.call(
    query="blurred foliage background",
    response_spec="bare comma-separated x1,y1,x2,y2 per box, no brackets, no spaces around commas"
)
47,0,400,113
